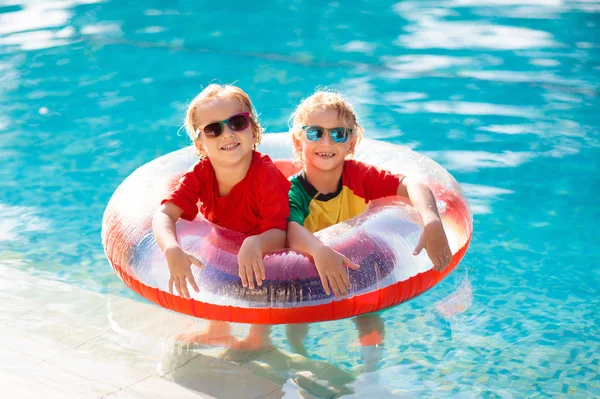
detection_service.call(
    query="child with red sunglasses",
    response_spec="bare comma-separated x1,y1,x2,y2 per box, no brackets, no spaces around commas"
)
285,90,451,371
153,84,290,350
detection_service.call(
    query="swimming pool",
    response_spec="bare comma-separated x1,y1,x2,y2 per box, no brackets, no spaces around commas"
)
1,0,598,397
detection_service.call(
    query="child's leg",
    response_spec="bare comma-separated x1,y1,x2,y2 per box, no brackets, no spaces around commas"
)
237,324,273,350
286,323,310,358
353,314,385,373
353,313,384,346
177,320,238,348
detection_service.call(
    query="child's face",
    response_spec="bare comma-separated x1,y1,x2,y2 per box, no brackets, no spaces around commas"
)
296,109,356,173
194,97,255,166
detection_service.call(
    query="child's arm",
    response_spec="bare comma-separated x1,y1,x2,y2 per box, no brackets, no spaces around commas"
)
397,177,452,272
287,221,360,297
237,229,286,289
152,202,203,298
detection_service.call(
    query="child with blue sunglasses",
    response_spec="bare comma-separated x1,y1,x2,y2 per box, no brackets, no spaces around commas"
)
285,90,451,370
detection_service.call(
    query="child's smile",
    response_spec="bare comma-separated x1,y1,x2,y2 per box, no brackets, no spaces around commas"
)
220,142,241,151
316,151,336,158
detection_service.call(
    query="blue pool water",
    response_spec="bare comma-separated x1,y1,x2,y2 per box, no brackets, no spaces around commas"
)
1,0,598,397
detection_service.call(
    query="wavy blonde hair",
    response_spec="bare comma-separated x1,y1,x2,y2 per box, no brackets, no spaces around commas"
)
184,84,263,157
289,90,364,163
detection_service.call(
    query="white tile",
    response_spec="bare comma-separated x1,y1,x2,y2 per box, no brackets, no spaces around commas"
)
0,314,111,361
19,361,120,398
43,331,156,388
104,376,214,399
0,369,64,399
0,292,46,319
0,345,44,374
0,265,310,399
0,266,106,322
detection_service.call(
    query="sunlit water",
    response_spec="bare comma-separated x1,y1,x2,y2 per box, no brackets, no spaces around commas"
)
1,0,598,397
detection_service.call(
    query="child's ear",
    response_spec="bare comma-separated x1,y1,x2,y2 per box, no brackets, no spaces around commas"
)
251,125,261,150
347,136,358,156
253,125,259,142
292,135,303,159
193,140,205,157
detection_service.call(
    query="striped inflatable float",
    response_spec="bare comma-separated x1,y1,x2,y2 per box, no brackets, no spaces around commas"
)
101,133,472,324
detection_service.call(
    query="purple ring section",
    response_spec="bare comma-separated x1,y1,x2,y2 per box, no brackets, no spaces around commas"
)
130,231,396,304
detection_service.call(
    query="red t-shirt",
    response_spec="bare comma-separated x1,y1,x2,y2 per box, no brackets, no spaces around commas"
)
162,151,291,236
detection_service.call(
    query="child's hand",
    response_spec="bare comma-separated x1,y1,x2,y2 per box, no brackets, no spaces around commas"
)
413,218,452,272
238,236,265,289
313,246,360,297
165,246,203,299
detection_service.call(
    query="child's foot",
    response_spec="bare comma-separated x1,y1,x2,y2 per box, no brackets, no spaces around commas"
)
235,332,274,351
289,342,310,359
286,323,310,358
221,345,275,364
176,322,238,348
220,327,275,364
176,330,240,348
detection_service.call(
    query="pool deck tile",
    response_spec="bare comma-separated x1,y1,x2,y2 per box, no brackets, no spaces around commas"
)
0,265,311,398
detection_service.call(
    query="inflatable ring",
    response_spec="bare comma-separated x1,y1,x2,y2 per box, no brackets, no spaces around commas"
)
101,133,472,324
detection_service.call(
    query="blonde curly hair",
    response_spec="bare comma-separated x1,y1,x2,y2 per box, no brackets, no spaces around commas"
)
289,90,364,163
184,84,263,157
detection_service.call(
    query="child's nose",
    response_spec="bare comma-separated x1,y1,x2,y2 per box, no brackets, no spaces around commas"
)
321,131,333,144
222,125,236,137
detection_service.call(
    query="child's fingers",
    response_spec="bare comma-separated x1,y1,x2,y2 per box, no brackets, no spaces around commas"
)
176,277,190,299
336,260,352,289
185,269,200,293
244,264,255,289
341,255,360,270
438,254,449,272
251,261,263,287
327,272,341,297
188,254,205,269
329,278,340,297
258,258,266,281
340,267,352,290
239,266,249,288
432,255,442,272
319,274,331,296
246,264,256,289
174,278,182,297
444,250,453,265
413,233,425,255
168,277,175,295
332,273,348,296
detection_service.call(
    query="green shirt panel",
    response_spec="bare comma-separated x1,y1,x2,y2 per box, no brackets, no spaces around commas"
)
288,175,312,226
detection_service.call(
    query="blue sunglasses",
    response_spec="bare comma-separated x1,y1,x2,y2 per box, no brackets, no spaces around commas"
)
301,126,354,144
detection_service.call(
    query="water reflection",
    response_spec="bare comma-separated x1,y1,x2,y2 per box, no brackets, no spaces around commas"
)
423,150,535,171
0,0,106,50
396,20,557,50
395,101,539,118
381,54,484,78
0,203,50,241
459,183,514,215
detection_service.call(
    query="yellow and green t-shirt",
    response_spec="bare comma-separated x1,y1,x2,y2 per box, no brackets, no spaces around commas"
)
288,160,404,233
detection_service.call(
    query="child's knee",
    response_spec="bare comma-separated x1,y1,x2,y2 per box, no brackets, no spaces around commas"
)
354,314,383,331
